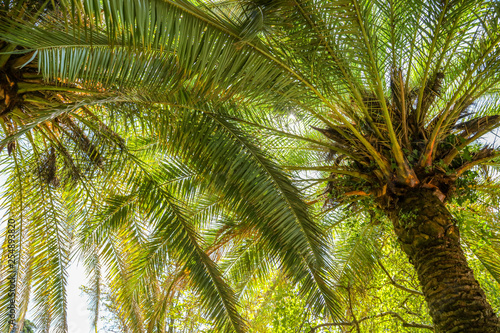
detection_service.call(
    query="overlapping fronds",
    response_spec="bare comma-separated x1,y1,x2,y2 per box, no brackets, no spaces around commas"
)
330,217,383,287
0,151,72,333
69,97,344,330
2,0,500,331
0,0,309,105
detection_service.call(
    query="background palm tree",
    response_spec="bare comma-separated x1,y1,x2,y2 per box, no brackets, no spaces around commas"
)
1,0,500,332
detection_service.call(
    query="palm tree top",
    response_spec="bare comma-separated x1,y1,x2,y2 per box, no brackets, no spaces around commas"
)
190,0,500,208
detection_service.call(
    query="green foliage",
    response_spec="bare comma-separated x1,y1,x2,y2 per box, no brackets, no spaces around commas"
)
21,320,36,333
241,278,313,333
2,0,500,332
454,170,480,205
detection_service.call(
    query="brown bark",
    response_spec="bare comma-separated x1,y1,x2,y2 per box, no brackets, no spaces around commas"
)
387,188,500,333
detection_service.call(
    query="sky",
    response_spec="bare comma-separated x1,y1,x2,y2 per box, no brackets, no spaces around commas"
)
65,263,92,333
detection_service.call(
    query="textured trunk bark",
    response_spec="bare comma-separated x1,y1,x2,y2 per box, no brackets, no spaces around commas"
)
387,188,500,333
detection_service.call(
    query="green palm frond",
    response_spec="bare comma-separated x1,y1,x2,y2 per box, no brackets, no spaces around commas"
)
1,162,71,332
159,105,343,318
136,178,246,332
81,244,101,332
75,94,344,324
457,198,500,286
218,236,275,298
467,237,500,286
0,1,306,104
330,214,383,286
78,156,245,331
3,0,500,331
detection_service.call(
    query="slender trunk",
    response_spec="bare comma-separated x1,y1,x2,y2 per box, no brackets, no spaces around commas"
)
387,188,499,333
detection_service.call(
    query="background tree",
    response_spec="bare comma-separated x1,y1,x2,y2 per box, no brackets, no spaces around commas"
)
20,319,35,333
1,0,500,332
77,207,500,332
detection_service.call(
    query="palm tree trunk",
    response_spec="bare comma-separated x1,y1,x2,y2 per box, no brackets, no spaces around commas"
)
387,188,500,333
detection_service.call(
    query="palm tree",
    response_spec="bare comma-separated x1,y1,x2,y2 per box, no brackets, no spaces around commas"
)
2,0,500,332
0,1,341,332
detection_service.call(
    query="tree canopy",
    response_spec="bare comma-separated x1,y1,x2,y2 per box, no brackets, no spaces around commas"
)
1,0,500,332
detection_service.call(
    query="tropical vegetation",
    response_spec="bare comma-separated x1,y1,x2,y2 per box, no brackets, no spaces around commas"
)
1,0,500,332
